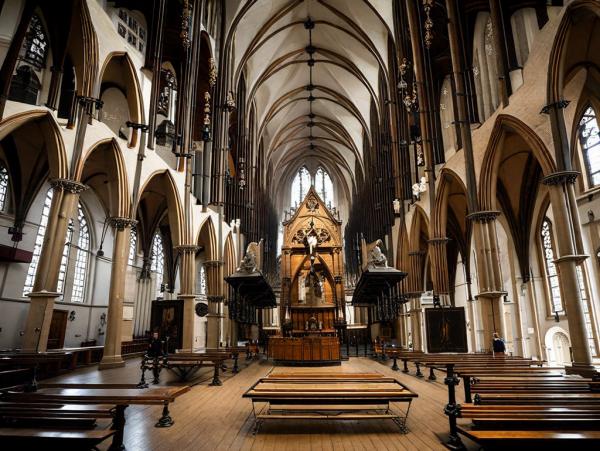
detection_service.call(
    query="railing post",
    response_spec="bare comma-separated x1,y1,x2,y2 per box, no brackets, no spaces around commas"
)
444,363,465,450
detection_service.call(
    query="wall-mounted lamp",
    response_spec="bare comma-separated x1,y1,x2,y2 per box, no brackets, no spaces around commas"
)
68,311,76,322
97,219,110,257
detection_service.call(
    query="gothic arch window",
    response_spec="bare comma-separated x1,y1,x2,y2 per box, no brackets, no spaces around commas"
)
510,8,538,68
540,218,563,314
198,264,207,296
24,189,53,296
23,190,91,303
472,12,499,123
315,167,334,207
128,226,137,266
22,14,49,69
576,264,598,356
290,166,311,208
151,232,165,299
577,105,600,187
0,165,9,211
70,204,90,303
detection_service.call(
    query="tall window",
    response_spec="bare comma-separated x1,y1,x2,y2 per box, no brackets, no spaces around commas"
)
116,9,146,54
576,265,597,356
315,167,334,207
578,106,600,187
24,190,90,303
70,205,90,303
151,232,165,298
24,189,53,295
22,15,48,69
198,265,207,296
128,227,137,266
541,218,562,314
290,166,311,208
0,165,8,211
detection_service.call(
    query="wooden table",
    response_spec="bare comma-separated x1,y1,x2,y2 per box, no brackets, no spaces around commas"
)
243,373,418,434
1,386,190,451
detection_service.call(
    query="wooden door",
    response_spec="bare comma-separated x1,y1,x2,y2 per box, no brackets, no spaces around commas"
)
47,310,68,349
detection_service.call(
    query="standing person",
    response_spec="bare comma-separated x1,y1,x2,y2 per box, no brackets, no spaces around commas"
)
492,332,506,357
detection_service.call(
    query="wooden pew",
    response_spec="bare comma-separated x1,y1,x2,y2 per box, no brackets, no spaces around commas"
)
1,385,190,449
202,346,247,373
243,372,418,434
0,428,116,450
456,428,600,450
164,352,230,385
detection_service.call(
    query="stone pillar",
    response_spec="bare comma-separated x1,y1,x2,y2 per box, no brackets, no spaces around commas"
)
177,245,199,351
428,237,451,305
409,296,424,352
469,211,507,347
99,218,136,369
545,173,594,375
45,67,63,111
205,260,224,348
22,179,87,352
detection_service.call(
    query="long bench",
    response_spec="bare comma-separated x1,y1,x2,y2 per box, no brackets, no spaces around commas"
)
243,372,418,434
0,428,116,450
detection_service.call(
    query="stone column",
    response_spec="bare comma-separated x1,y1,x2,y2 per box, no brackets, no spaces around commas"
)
409,296,424,352
204,260,224,348
545,172,594,375
45,67,63,111
428,237,451,305
22,179,87,352
99,218,136,369
469,211,507,347
177,245,199,351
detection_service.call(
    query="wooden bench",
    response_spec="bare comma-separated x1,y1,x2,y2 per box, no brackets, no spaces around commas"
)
164,352,230,385
457,427,600,450
0,428,116,450
1,385,190,450
243,372,418,434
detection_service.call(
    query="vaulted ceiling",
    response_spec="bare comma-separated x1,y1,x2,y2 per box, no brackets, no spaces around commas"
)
225,0,394,214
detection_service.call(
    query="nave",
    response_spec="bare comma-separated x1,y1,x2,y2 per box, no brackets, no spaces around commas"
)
48,357,456,451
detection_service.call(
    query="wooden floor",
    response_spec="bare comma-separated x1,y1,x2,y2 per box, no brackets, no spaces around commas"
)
49,357,476,450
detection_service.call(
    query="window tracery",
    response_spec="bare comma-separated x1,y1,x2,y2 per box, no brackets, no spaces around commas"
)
151,232,165,299
0,165,8,211
578,106,600,187
541,218,562,314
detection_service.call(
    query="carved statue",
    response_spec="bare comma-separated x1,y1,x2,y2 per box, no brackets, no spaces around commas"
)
365,239,388,269
237,241,260,273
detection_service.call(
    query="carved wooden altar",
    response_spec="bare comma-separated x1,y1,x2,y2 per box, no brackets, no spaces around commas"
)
269,187,345,364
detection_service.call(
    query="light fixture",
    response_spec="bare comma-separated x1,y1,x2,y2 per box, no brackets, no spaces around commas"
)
97,219,110,257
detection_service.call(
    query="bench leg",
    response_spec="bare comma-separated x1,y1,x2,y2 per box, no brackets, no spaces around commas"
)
428,367,437,381
463,376,472,403
210,363,222,386
391,357,399,371
137,360,149,389
391,400,411,434
415,362,424,378
444,364,465,450
402,359,409,373
233,355,239,373
155,401,174,427
109,405,127,451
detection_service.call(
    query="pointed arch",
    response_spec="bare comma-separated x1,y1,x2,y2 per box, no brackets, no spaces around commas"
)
479,114,557,210
197,215,218,261
75,138,129,218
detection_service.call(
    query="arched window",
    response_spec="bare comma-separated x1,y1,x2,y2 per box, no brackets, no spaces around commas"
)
70,204,90,303
116,9,146,54
128,226,137,266
151,232,165,299
0,165,9,211
315,167,334,207
541,218,563,314
577,106,600,187
22,15,49,69
24,190,90,303
290,166,311,208
576,265,597,356
24,189,53,296
198,265,207,296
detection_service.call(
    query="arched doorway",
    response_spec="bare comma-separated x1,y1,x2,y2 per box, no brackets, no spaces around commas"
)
545,326,572,367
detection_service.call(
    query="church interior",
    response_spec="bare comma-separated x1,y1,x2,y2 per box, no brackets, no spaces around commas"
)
0,0,599,449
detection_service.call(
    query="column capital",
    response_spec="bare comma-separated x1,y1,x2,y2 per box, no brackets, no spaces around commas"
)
476,290,507,299
203,259,224,268
108,217,137,230
540,99,570,114
542,170,579,186
174,244,200,254
207,295,224,303
553,254,588,265
334,275,343,283
467,210,501,223
408,250,426,257
50,178,88,194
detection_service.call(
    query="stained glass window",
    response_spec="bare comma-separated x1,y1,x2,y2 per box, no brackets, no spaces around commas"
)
541,218,562,314
22,15,48,69
315,167,334,207
0,166,8,211
116,9,146,54
70,204,90,303
199,265,207,295
290,166,310,208
56,218,73,295
128,227,137,266
578,106,600,187
151,232,165,298
576,265,597,356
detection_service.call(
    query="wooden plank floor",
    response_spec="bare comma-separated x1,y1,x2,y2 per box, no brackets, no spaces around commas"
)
47,357,477,450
